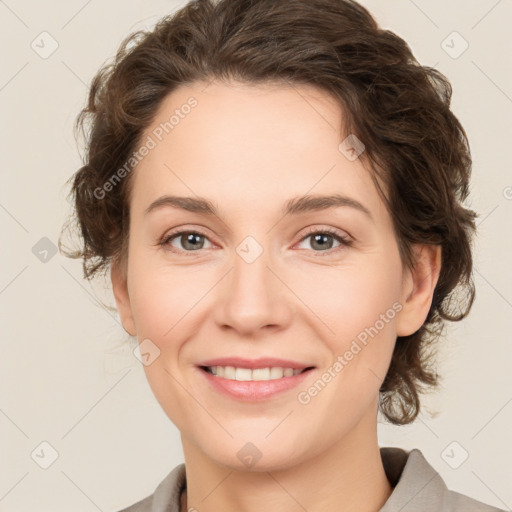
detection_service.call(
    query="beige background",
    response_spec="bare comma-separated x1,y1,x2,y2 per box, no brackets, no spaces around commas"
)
1,1,511,511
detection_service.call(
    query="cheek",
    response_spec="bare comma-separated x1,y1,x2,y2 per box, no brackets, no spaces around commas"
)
293,264,401,422
127,254,210,342
290,258,402,344
126,258,203,427
290,258,402,407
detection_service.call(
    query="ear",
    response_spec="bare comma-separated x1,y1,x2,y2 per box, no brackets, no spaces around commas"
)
396,244,442,337
111,257,137,337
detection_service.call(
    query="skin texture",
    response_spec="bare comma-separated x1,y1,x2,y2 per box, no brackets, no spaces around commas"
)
111,80,441,512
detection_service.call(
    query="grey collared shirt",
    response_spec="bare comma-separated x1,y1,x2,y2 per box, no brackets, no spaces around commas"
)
115,446,506,511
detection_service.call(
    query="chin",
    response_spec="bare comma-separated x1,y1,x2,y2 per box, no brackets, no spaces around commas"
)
200,438,307,473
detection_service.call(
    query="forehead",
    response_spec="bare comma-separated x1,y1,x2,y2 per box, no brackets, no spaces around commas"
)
129,80,388,224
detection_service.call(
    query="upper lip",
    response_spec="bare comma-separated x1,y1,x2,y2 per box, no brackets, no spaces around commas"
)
197,357,315,370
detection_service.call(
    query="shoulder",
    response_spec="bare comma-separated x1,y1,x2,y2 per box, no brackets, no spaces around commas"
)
113,463,186,512
379,447,506,512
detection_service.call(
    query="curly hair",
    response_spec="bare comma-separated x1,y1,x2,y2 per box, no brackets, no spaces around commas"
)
60,0,478,425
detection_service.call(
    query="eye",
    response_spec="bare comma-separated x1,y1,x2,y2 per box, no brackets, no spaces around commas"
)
159,226,353,256
161,229,213,254
296,226,353,255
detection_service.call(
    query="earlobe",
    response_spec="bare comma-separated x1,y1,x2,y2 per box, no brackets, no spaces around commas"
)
396,244,442,337
111,258,137,337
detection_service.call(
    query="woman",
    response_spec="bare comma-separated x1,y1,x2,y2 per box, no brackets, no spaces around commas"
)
60,0,506,510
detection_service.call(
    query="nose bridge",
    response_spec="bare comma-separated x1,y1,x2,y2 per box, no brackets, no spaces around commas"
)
216,231,289,333
232,232,275,300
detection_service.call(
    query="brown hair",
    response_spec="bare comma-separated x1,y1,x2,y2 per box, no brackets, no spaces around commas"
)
60,0,478,425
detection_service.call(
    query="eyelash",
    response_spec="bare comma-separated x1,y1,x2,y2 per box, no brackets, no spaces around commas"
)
159,226,353,257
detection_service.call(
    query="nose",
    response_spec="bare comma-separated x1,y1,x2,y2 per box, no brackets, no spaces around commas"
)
213,242,293,336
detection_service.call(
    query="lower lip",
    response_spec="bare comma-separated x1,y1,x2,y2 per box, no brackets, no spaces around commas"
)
198,367,315,401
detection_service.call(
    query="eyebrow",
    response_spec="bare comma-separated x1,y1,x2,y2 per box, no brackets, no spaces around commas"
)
144,193,373,221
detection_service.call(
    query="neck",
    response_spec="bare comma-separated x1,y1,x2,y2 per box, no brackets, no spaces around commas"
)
179,406,393,512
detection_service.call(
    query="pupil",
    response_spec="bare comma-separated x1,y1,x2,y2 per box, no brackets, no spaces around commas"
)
313,233,332,250
184,233,202,250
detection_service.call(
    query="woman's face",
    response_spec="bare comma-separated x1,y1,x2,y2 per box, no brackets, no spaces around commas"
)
112,80,439,470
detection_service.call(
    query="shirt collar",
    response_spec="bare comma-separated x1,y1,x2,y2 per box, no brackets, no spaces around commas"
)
378,447,447,511
150,446,447,512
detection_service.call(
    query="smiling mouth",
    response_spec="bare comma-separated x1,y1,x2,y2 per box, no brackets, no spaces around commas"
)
199,365,315,381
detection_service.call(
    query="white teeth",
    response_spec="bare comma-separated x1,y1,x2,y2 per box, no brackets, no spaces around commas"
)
208,366,305,381
252,368,270,380
223,366,236,379
235,367,252,381
270,367,284,379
